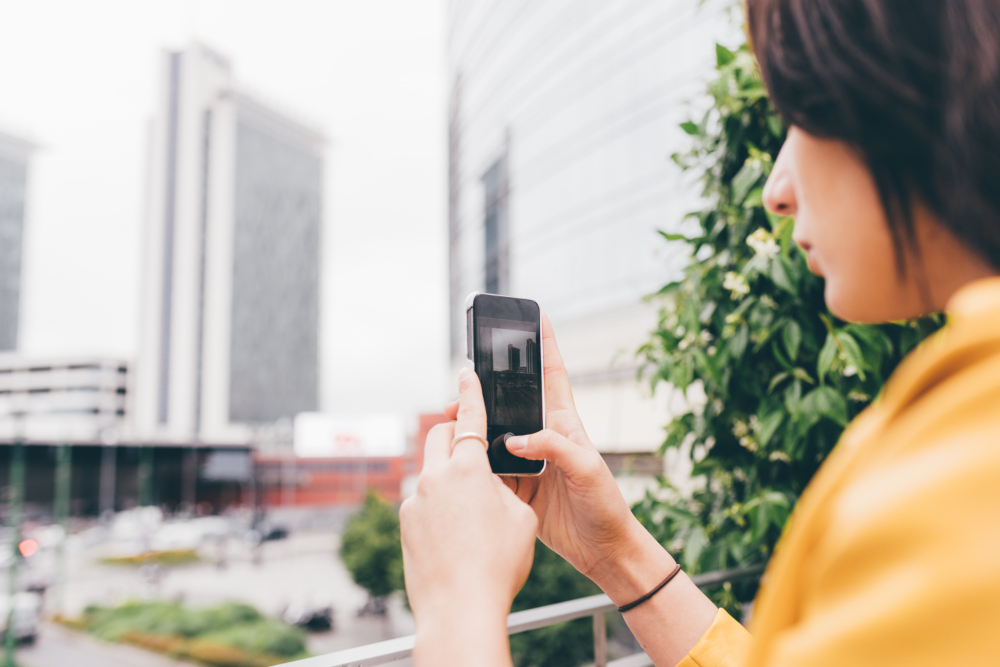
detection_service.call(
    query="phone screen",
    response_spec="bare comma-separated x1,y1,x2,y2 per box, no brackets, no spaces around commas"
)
471,294,545,475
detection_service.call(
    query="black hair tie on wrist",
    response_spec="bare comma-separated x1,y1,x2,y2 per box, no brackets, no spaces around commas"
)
616,563,683,613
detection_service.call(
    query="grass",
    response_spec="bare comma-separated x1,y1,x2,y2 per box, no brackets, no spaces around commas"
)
69,601,309,667
99,549,201,566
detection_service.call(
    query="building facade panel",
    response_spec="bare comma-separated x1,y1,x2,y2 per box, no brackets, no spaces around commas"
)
228,116,321,424
448,0,729,452
0,133,32,352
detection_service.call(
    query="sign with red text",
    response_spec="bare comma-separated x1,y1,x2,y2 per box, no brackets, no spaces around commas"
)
293,413,406,458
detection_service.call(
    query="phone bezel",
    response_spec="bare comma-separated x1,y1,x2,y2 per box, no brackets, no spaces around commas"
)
465,291,546,477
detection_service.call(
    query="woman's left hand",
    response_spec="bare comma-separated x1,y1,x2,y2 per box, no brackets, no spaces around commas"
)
400,368,538,666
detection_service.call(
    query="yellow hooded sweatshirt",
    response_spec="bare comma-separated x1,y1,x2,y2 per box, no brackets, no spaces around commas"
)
678,276,1000,667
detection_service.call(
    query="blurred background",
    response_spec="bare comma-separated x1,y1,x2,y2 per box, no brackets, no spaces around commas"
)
0,1,738,665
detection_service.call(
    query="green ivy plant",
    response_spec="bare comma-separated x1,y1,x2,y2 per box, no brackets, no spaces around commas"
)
634,41,941,612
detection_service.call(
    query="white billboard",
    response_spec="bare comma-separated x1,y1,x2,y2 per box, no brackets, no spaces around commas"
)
293,413,406,458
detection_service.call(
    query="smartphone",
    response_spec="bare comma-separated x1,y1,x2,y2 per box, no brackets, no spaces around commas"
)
465,292,546,476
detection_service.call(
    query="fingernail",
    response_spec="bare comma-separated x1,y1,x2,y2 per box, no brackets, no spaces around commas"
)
506,436,527,452
459,367,473,381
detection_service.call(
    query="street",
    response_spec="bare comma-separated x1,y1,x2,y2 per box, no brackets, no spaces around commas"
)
11,526,414,666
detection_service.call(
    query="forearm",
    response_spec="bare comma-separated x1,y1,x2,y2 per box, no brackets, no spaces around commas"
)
589,521,718,666
412,605,513,667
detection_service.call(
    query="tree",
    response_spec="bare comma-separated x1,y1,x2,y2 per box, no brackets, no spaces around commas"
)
634,39,940,613
509,540,601,667
340,492,405,611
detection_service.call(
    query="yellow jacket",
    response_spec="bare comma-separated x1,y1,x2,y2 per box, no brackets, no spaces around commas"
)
679,277,1000,667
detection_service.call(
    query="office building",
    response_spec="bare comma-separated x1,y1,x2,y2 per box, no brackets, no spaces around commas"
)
0,130,33,352
0,354,128,443
135,43,324,445
448,1,726,462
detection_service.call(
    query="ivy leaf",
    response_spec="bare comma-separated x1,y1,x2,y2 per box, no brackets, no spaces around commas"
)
683,525,709,570
660,504,699,525
791,367,815,384
817,332,838,382
757,411,784,447
767,114,785,138
728,324,749,360
716,43,736,67
835,331,867,380
731,160,763,204
800,386,849,426
743,186,764,209
769,256,796,294
784,379,802,414
680,121,701,136
782,320,802,362
767,371,790,393
659,230,695,243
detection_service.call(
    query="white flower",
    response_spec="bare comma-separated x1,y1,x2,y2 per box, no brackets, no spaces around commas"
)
723,271,750,299
747,228,779,259
732,420,749,438
842,364,858,377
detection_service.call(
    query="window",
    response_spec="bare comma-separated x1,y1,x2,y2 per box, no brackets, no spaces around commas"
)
67,364,100,371
482,155,509,295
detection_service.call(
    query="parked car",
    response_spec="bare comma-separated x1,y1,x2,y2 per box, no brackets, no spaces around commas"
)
0,592,43,644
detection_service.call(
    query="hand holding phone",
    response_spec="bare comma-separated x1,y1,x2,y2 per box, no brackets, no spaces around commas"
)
400,368,537,666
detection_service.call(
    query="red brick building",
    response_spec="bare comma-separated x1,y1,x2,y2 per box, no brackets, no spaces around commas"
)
255,413,450,506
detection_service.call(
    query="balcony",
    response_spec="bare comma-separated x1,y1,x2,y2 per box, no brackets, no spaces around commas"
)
279,565,763,667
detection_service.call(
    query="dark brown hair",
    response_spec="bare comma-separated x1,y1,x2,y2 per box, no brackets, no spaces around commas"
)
747,0,1000,272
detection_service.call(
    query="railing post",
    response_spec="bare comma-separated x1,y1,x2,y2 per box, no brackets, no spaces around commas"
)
593,611,607,667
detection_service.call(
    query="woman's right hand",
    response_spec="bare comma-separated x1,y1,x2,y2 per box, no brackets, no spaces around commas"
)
445,315,675,604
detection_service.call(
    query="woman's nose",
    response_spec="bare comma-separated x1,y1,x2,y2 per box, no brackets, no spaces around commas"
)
763,149,797,217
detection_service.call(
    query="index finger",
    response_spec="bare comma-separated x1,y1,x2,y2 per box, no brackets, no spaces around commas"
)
542,313,577,414
452,368,489,461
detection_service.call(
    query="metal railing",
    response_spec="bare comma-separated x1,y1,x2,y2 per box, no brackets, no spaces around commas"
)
280,565,764,667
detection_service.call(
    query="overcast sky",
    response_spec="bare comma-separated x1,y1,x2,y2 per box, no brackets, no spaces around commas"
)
0,0,449,421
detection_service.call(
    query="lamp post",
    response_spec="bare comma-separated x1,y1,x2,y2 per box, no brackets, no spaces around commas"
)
4,406,26,667
138,444,154,507
51,442,72,619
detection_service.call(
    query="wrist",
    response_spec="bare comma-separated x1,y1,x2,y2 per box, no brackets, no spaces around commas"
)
587,519,676,608
413,601,511,667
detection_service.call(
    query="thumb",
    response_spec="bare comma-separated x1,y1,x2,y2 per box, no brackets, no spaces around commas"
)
505,429,598,477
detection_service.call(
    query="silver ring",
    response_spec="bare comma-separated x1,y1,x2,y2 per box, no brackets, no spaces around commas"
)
451,431,489,452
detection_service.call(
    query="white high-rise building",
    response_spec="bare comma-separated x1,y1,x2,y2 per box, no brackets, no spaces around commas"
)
0,129,34,352
135,43,324,445
447,2,727,462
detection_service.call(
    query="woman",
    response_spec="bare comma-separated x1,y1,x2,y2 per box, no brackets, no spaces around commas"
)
400,1,1000,664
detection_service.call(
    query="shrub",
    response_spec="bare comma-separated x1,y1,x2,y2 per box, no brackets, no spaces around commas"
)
99,549,200,566
201,618,306,657
339,491,404,601
509,541,601,667
77,600,306,664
